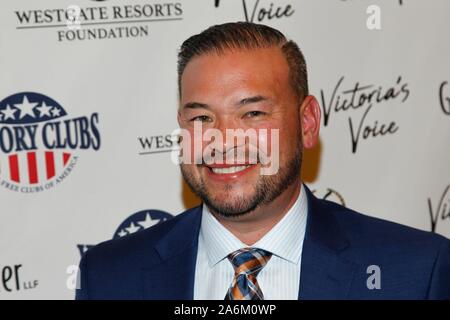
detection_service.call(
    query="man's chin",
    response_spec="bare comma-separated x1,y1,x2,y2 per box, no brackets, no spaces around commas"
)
203,195,260,218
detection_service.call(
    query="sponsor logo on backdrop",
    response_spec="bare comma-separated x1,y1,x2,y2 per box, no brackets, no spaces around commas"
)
312,187,346,206
0,92,100,193
14,1,183,42
320,76,410,153
428,185,450,233
439,81,450,116
77,209,173,256
113,209,172,238
213,0,405,23
0,264,38,293
214,0,295,23
138,133,175,156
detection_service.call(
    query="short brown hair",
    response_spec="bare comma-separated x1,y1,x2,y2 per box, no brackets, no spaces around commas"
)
177,22,309,102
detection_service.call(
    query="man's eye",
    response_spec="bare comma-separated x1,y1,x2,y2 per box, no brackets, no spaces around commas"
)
245,111,265,118
190,115,212,122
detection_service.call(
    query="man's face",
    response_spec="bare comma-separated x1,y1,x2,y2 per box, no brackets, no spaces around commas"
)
178,47,304,217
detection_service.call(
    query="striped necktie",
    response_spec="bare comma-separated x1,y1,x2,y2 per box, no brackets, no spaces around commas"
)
225,247,272,300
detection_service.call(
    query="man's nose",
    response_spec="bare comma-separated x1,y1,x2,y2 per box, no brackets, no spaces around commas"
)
215,116,244,155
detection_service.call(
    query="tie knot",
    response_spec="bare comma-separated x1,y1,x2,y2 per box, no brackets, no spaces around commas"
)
227,247,272,276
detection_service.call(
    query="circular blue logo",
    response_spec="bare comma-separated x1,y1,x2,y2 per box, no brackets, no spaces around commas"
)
113,209,173,239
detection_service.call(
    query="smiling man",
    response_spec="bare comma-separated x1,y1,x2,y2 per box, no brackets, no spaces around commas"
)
76,22,450,300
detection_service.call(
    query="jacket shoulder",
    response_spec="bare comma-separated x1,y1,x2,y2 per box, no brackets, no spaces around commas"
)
314,199,450,299
85,206,201,263
75,206,201,299
315,198,449,263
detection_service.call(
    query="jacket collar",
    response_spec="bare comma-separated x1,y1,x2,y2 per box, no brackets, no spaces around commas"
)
298,185,356,299
142,207,202,300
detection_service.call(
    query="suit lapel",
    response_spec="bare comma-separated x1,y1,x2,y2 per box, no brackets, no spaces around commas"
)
142,206,202,300
299,186,356,299
140,187,357,300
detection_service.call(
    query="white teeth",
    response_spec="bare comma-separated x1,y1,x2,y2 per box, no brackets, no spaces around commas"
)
211,165,251,174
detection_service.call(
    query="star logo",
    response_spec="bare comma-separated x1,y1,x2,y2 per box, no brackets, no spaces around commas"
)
51,107,61,117
138,213,161,229
0,92,68,125
36,101,53,118
125,222,140,234
14,95,38,119
113,210,173,239
117,229,128,237
1,104,18,120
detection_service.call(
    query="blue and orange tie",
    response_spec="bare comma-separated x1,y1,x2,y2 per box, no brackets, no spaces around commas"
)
225,247,272,300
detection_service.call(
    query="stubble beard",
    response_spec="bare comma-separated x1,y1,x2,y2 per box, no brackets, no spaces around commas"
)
180,144,303,218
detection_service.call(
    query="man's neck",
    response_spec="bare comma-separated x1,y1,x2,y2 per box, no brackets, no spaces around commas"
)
211,180,302,245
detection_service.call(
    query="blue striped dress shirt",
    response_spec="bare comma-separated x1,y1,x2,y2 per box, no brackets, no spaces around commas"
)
194,184,308,300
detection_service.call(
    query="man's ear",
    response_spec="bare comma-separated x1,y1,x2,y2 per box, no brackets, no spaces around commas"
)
177,110,182,126
300,95,321,149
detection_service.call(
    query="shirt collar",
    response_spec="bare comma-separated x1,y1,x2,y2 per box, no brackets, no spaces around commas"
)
200,183,308,267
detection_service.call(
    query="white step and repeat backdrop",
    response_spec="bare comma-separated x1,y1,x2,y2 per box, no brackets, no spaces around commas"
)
0,0,449,299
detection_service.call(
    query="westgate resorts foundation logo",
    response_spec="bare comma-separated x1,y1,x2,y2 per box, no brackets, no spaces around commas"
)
0,92,101,193
13,1,183,42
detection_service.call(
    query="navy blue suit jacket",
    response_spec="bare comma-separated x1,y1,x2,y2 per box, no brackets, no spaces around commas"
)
76,186,450,300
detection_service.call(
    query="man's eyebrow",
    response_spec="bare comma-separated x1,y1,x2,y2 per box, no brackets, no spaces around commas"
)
181,96,270,110
182,102,210,110
236,95,270,106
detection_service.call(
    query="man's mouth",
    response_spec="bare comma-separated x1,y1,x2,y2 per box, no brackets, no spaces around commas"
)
202,163,258,180
209,165,252,174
